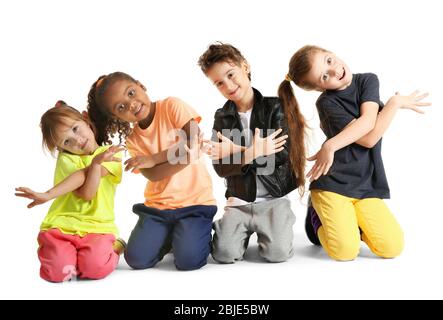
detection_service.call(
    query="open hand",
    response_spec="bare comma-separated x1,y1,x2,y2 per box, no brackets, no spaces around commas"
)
389,90,431,114
306,142,335,182
92,145,124,166
207,132,244,160
124,155,156,172
15,187,52,208
252,128,288,158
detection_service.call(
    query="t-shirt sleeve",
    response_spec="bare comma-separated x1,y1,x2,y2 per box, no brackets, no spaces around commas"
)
101,150,123,184
168,97,202,129
125,137,144,158
54,153,83,185
317,97,355,136
360,73,381,105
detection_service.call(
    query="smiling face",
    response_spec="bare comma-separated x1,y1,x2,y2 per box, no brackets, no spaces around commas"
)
305,50,352,91
101,79,152,123
206,60,251,103
54,118,98,155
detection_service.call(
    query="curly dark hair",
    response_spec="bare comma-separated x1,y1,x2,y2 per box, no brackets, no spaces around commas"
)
87,72,137,145
197,42,251,80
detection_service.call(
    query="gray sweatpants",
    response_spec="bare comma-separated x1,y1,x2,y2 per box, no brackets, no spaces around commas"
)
212,197,295,263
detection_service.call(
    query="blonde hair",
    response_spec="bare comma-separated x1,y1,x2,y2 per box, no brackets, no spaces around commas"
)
40,101,83,155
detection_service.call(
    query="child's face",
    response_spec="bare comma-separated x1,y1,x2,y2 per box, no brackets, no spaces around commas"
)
55,118,98,155
102,79,152,123
305,51,352,91
206,60,251,103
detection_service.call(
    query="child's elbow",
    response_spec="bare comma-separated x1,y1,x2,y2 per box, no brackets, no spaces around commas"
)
366,115,377,131
360,140,376,149
74,190,96,201
140,168,157,181
358,137,378,149
82,194,96,201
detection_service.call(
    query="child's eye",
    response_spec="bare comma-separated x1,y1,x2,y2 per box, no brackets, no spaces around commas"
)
327,57,332,64
228,72,234,79
322,73,329,81
73,126,78,133
128,89,135,97
117,104,125,112
63,139,70,146
216,81,223,88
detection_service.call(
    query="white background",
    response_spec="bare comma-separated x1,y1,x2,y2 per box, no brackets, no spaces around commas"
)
1,0,442,299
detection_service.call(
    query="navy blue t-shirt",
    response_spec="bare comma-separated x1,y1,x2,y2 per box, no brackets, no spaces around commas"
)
309,73,390,199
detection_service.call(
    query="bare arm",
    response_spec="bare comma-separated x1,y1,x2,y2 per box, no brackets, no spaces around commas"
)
356,91,430,148
307,102,378,181
323,101,378,152
139,119,200,182
74,146,123,200
16,146,123,207
15,169,87,208
73,164,109,201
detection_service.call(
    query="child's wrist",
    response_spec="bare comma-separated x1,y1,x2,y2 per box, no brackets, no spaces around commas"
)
323,140,337,153
245,146,256,161
45,190,56,200
232,144,245,154
90,161,102,169
388,96,402,109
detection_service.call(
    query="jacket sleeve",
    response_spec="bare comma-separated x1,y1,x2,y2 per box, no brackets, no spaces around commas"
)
211,113,253,178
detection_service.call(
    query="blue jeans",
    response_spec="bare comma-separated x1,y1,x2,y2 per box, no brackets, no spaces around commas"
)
125,204,217,271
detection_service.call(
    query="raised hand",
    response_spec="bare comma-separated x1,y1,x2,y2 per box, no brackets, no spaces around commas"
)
92,145,124,166
389,90,431,114
184,133,203,164
124,155,156,172
15,187,53,208
207,132,244,160
252,128,288,158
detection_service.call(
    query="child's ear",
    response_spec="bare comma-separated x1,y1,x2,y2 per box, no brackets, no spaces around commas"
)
243,60,250,74
81,111,90,122
136,81,147,91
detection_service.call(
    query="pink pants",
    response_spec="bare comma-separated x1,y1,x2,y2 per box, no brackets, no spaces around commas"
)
37,229,119,282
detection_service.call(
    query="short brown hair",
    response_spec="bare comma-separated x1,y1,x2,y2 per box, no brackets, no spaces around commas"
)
198,42,251,80
40,101,83,155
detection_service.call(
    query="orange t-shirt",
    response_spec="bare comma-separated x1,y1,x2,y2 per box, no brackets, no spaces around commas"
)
126,97,216,210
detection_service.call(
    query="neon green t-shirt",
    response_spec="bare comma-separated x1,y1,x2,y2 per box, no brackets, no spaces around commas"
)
40,145,122,236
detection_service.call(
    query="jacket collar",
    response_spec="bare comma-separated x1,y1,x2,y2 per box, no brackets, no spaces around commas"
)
221,88,266,127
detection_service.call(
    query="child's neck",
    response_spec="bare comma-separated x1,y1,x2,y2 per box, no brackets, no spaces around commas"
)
138,102,156,130
234,87,254,113
89,141,100,155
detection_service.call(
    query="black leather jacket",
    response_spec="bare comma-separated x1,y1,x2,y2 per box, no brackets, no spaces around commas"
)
212,88,298,202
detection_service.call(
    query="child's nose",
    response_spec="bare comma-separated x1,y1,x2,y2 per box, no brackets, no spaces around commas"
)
226,80,236,90
130,101,138,111
76,137,85,147
333,65,341,78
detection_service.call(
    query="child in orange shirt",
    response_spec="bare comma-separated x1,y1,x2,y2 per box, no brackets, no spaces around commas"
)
87,72,217,270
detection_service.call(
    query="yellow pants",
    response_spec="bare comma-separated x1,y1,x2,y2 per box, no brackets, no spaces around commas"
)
310,190,404,261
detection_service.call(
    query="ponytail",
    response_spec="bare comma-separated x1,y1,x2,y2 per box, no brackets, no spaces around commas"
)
278,80,307,196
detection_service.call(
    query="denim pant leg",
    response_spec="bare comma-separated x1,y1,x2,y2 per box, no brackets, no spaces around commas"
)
124,204,172,270
172,205,217,271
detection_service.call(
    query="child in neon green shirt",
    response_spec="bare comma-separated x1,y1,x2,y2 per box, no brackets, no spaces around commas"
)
15,101,125,282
